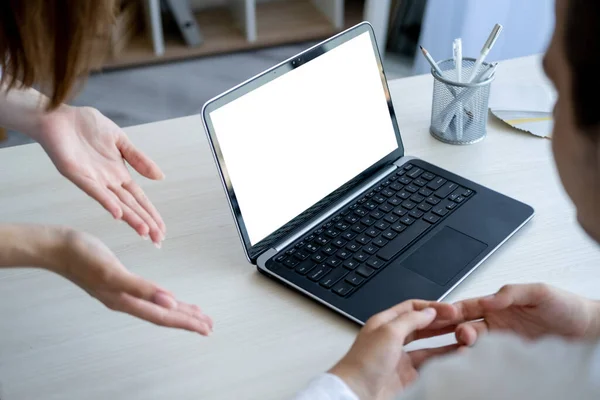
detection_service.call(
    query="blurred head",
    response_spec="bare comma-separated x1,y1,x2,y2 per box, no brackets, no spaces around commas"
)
545,0,600,241
0,0,117,110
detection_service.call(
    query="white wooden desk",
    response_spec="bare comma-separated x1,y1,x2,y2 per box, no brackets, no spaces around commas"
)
0,55,599,400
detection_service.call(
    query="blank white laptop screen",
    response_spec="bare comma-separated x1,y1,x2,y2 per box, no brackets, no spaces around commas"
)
209,32,398,245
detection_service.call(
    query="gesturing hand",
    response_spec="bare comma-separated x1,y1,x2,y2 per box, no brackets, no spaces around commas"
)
53,228,212,335
38,106,166,245
453,283,600,346
329,300,459,400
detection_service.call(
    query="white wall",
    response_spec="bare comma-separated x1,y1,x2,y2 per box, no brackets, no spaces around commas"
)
414,0,555,74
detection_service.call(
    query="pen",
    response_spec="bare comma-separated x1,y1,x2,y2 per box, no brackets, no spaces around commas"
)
453,38,463,139
420,45,445,77
467,24,503,82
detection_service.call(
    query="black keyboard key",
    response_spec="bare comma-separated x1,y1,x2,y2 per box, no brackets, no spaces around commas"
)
427,177,447,190
422,172,435,181
405,184,419,193
349,204,358,210
423,213,440,224
367,191,376,197
410,194,425,203
379,203,394,213
373,195,387,204
336,249,352,259
432,205,449,217
305,243,319,253
342,231,357,240
320,268,348,288
345,273,364,286
384,214,399,224
448,188,462,201
295,262,315,275
315,228,324,234
324,222,333,229
377,219,430,261
456,196,465,203
323,245,337,255
402,200,417,210
364,201,378,211
418,202,433,212
345,215,360,224
390,182,404,191
354,252,369,262
332,238,347,247
335,221,350,231
383,230,398,240
393,207,407,217
366,228,380,238
284,257,299,268
356,234,371,245
315,236,329,245
370,210,385,219
295,241,305,249
375,221,390,230
363,244,379,255
275,254,287,263
361,216,376,226
407,168,423,178
286,248,297,256
400,216,415,226
447,202,457,210
404,164,413,170
352,224,366,233
413,178,427,187
355,208,367,217
295,250,310,260
389,175,399,181
305,234,316,242
333,215,342,222
391,222,406,233
388,197,402,206
357,265,375,277
462,189,473,197
367,257,385,269
419,187,434,197
332,281,354,296
435,182,459,199
326,257,342,267
341,209,351,216
373,237,389,247
343,259,359,270
308,265,331,281
312,253,326,263
381,188,395,198
325,229,340,238
409,209,424,219
426,196,441,205
399,176,412,185
382,180,392,187
397,190,411,200
346,242,361,252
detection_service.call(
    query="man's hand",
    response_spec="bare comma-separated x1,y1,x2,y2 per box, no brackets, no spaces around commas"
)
329,300,459,400
37,106,166,246
453,283,600,346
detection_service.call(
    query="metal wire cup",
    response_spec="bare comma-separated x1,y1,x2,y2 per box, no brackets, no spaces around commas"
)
430,58,495,145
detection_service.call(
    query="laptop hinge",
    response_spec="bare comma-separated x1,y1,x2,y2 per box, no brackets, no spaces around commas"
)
274,164,398,252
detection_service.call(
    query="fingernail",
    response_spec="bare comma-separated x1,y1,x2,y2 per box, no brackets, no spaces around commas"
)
422,307,436,316
142,235,149,241
154,242,162,249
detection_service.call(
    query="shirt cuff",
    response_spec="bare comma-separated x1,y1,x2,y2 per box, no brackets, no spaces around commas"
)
293,373,359,400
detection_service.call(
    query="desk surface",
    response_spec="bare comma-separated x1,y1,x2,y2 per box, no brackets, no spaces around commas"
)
1,55,599,400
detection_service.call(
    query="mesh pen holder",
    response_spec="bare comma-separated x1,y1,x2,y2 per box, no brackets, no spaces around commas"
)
430,58,494,145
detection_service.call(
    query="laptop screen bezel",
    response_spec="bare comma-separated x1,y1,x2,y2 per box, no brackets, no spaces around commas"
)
202,22,405,263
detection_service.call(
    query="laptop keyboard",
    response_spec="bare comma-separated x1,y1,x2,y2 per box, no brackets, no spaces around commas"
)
271,164,474,298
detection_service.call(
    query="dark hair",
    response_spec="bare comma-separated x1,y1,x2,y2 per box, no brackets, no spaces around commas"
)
565,0,600,129
0,0,117,110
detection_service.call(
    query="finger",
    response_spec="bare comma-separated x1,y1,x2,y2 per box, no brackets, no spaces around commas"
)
408,344,460,369
455,320,489,346
111,185,161,243
409,323,459,343
122,181,166,235
481,283,551,309
177,302,214,330
366,300,457,330
110,293,211,335
118,136,164,180
110,271,161,301
70,176,123,220
381,308,438,341
119,200,150,236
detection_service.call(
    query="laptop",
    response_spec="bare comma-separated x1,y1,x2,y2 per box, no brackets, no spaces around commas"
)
201,22,534,324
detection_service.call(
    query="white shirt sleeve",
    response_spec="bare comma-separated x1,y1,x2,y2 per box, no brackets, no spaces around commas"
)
292,373,358,400
400,333,600,400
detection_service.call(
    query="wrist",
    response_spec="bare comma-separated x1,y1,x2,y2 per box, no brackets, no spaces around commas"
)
28,104,73,143
0,224,69,271
328,365,374,400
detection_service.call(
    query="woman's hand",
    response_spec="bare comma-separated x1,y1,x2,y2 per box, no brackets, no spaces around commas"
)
453,283,600,346
36,106,166,246
51,228,212,335
329,300,459,400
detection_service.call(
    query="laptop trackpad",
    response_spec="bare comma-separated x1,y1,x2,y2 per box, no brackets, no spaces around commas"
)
400,227,487,286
